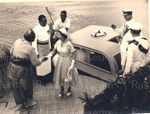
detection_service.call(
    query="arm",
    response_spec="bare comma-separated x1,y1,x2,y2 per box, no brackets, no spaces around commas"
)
68,42,76,72
48,40,59,57
10,42,16,55
32,29,38,55
65,18,70,32
111,23,124,35
29,48,43,66
114,25,124,35
50,48,57,58
53,19,59,30
123,46,134,76
32,38,38,55
120,43,128,70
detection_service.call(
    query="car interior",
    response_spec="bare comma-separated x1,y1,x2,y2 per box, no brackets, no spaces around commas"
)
74,47,111,72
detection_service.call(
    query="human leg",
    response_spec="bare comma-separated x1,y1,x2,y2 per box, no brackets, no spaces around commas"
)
67,86,72,97
24,78,37,107
58,86,64,97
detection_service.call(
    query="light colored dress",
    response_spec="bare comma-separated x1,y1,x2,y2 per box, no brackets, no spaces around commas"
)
32,24,51,76
53,39,77,89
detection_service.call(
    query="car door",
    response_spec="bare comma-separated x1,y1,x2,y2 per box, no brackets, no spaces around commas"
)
74,45,117,82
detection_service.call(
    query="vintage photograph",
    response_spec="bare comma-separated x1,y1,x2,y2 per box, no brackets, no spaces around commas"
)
0,0,149,114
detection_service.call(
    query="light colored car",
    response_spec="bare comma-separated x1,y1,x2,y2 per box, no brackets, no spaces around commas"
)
70,25,121,82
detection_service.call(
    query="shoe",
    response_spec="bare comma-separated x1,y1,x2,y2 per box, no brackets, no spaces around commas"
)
13,104,23,111
58,87,64,97
66,91,72,97
25,100,37,108
58,92,64,97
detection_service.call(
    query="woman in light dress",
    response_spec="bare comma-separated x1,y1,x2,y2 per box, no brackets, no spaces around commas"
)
49,28,77,97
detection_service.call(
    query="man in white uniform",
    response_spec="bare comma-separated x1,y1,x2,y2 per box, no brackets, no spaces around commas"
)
111,9,136,71
51,11,71,49
123,22,149,76
32,15,52,84
53,10,70,32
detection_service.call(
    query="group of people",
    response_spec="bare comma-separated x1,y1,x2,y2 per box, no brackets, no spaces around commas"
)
1,8,149,111
111,9,149,76
7,10,77,110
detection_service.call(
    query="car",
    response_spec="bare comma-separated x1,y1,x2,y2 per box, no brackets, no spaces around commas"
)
70,25,121,82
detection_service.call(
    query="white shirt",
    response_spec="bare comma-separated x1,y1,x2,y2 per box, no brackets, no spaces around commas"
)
11,39,42,66
114,18,135,42
123,36,149,75
32,24,51,55
114,18,135,66
53,18,70,30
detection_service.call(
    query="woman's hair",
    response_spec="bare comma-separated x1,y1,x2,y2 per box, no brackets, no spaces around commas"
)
24,29,35,42
58,30,68,39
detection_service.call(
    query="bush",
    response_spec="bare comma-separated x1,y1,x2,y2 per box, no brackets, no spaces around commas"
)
0,43,11,97
81,62,150,114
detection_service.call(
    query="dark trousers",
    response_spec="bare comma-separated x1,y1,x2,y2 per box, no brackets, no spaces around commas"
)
12,83,33,105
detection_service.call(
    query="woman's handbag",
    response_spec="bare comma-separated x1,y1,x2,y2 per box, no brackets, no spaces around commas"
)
65,70,73,82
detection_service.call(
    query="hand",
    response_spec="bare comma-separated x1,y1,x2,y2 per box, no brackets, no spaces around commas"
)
123,70,131,77
121,65,125,71
41,56,48,62
117,36,123,43
118,70,123,76
47,52,52,58
111,24,116,29
67,65,74,75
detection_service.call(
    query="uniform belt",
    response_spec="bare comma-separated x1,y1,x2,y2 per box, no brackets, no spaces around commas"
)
11,60,30,67
11,55,30,67
37,40,49,45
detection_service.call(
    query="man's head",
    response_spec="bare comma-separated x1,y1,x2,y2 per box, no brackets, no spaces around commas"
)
129,22,143,37
122,9,133,21
24,29,35,42
38,15,47,27
60,11,67,22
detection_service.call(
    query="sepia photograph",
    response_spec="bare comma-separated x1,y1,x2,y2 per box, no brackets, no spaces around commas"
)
0,0,149,114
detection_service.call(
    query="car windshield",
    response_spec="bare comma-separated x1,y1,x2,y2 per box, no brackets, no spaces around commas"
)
109,35,121,44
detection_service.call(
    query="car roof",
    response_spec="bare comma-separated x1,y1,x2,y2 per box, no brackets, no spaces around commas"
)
70,25,120,57
70,25,119,41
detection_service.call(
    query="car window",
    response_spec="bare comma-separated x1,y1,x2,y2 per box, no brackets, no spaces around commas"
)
74,48,89,63
89,51,111,72
114,53,122,71
74,46,111,72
